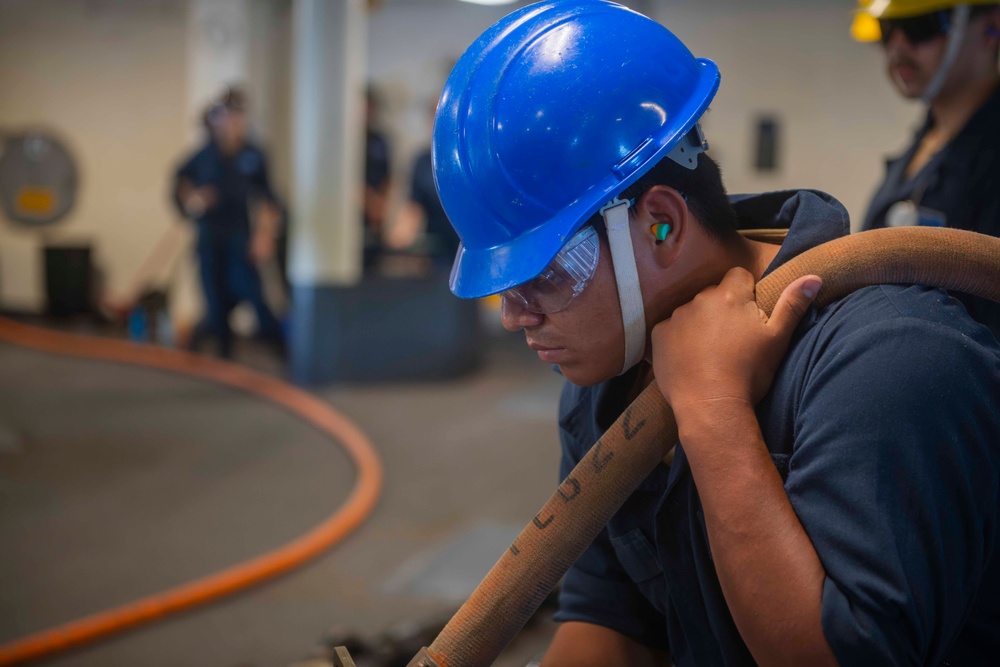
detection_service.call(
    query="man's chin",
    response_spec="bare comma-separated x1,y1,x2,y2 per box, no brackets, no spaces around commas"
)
557,362,613,388
891,77,927,100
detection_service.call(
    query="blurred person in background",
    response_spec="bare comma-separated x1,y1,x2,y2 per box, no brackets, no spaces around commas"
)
363,87,392,274
854,0,1000,336
172,86,285,359
388,102,460,271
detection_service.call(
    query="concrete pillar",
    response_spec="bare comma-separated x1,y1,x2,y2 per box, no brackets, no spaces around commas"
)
288,0,367,383
288,0,366,287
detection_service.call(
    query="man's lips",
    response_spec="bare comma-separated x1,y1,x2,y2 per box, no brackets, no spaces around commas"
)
891,60,918,82
527,340,567,361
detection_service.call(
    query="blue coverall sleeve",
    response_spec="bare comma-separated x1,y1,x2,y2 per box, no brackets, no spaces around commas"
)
553,394,669,651
786,299,1000,665
172,153,200,217
249,149,277,204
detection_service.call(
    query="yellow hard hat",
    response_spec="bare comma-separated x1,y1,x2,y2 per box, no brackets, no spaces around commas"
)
852,0,999,42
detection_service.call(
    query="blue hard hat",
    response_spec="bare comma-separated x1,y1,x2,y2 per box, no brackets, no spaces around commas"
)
434,0,721,299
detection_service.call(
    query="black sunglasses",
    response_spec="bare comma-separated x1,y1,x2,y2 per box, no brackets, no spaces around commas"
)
879,10,952,45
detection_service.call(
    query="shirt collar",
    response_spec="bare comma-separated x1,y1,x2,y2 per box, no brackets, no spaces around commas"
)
729,189,851,279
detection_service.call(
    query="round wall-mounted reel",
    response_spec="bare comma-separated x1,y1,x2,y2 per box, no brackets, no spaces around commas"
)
0,132,79,227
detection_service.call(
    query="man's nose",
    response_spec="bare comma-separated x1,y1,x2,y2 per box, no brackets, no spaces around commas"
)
883,25,910,53
501,296,544,332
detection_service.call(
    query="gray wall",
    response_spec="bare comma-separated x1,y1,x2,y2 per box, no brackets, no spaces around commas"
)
0,0,922,314
369,0,920,237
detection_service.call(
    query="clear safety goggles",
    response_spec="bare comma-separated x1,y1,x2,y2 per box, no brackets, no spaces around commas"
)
502,225,600,314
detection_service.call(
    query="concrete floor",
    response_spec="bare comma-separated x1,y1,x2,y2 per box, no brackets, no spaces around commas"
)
0,330,565,666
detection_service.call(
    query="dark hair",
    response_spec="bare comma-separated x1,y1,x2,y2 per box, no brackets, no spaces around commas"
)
219,85,249,111
617,146,739,240
970,5,1000,20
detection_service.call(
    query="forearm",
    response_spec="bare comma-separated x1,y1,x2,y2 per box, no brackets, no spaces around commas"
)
174,177,193,216
255,201,281,238
386,201,423,249
541,622,667,667
675,399,837,667
365,185,389,230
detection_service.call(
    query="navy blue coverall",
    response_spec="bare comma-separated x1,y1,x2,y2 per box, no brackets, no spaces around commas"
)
174,141,283,358
555,190,1000,666
862,84,1000,338
408,149,460,270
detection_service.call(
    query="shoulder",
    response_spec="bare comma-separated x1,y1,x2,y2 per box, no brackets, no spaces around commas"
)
234,145,268,174
192,143,217,162
177,143,213,170
796,284,1000,425
811,284,996,351
242,143,268,161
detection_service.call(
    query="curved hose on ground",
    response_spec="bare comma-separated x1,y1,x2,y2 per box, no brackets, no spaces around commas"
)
0,320,383,666
412,226,1000,667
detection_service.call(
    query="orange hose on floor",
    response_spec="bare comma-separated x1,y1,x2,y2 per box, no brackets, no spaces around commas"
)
0,317,384,666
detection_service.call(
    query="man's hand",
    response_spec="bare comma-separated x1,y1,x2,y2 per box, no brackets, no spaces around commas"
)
650,268,838,667
182,186,218,218
651,268,822,411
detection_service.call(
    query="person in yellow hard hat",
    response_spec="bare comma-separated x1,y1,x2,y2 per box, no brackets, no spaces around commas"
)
855,0,1000,337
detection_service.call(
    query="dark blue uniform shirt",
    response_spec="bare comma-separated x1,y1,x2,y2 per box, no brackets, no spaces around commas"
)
555,190,1000,666
862,85,1000,338
410,150,461,264
175,141,275,235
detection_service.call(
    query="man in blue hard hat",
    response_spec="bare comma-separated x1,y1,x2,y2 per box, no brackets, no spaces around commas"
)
853,0,1000,338
435,2,1000,665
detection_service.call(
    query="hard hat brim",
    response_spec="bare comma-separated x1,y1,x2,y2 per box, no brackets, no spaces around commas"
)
852,13,883,42
856,0,999,22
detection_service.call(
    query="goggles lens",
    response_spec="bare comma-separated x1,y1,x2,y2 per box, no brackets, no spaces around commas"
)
879,10,951,45
503,225,600,314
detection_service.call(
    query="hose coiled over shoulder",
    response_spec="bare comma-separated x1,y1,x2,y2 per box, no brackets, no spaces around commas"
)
412,227,1000,667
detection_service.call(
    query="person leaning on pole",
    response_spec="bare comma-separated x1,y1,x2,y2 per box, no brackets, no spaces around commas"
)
432,2,1000,665
853,0,1000,337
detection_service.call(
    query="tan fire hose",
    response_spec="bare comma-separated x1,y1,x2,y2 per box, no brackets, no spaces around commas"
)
401,226,1000,667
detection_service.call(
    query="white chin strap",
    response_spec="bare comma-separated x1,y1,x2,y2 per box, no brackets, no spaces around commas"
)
600,125,710,375
601,197,646,375
923,4,972,103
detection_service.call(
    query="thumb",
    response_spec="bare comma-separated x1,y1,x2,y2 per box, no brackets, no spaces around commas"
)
767,275,822,340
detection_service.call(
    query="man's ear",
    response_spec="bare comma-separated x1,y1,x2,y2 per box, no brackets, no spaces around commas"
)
633,185,688,270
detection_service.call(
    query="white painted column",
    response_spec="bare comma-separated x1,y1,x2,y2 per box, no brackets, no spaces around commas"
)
289,0,366,287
